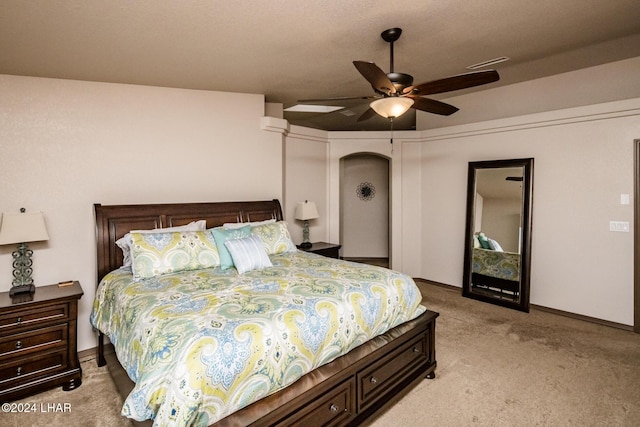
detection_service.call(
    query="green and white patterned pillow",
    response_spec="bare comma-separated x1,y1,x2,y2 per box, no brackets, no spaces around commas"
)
129,231,220,279
250,221,297,255
116,220,206,267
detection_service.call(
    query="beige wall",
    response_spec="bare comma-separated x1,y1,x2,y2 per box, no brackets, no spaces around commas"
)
480,197,522,253
283,125,329,245
419,98,640,325
0,75,283,352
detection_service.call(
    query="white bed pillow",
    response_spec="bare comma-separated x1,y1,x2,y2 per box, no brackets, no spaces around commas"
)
116,219,206,267
488,238,504,252
222,218,276,229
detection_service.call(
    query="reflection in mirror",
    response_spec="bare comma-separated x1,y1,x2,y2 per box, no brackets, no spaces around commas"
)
462,158,534,312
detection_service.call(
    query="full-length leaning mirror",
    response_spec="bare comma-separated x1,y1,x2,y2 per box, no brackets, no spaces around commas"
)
462,158,534,312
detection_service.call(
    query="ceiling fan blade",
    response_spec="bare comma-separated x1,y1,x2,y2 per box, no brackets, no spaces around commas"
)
298,95,375,102
404,70,500,95
357,107,377,122
353,61,397,96
408,96,459,116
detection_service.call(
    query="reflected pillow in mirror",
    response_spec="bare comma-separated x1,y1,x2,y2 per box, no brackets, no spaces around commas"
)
477,233,491,249
488,238,504,252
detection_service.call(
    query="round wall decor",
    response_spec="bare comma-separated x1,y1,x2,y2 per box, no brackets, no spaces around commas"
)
356,182,376,201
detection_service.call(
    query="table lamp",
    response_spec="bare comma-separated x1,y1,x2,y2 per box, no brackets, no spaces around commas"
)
0,208,49,296
294,200,319,249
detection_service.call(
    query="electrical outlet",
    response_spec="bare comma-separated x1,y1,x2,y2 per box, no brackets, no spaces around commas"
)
609,221,630,232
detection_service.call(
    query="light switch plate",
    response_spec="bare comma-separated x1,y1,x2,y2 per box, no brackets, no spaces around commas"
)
610,221,630,232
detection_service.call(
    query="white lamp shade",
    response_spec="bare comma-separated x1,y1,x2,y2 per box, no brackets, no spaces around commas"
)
294,201,319,221
370,97,414,118
0,211,49,245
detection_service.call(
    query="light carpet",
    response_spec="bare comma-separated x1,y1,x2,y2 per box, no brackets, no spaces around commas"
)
4,281,639,426
368,281,640,426
3,353,131,427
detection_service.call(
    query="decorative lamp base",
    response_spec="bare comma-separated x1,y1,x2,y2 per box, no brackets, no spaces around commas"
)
300,220,313,249
10,284,36,296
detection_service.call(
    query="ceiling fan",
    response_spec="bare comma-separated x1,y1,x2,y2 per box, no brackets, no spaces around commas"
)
301,28,500,122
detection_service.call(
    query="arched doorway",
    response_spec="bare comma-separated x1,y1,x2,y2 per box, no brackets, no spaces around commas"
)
340,153,390,267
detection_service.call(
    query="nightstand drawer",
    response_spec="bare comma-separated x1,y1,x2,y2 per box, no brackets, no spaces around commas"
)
0,303,69,335
0,350,67,385
0,324,67,359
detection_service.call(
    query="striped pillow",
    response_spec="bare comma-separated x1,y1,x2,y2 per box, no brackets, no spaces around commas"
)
224,234,273,274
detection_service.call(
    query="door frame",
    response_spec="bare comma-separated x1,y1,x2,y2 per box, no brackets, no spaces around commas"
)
339,153,391,262
634,139,640,333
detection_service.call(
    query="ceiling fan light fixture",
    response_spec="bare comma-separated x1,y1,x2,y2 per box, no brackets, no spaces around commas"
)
370,97,414,119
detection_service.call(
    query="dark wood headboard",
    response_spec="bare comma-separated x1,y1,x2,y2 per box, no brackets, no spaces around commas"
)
94,199,283,284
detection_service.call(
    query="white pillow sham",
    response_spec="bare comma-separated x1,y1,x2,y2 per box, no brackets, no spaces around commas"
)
222,218,276,229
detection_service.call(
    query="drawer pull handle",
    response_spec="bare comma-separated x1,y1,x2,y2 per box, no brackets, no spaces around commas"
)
329,404,339,414
370,376,378,384
16,367,22,376
17,317,23,325
15,341,23,349
413,346,419,353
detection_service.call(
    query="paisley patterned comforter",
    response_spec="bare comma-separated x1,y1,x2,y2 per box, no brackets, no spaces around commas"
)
472,247,520,281
90,250,425,426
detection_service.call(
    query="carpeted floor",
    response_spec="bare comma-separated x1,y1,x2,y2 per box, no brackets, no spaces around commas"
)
4,281,640,426
3,353,131,427
367,281,640,426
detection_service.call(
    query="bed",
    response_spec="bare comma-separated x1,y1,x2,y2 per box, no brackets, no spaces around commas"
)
91,199,438,426
471,247,520,296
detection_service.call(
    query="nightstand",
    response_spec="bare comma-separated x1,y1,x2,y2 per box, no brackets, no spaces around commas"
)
0,281,83,402
297,242,342,259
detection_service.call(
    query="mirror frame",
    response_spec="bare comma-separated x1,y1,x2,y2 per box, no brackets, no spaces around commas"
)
462,158,534,312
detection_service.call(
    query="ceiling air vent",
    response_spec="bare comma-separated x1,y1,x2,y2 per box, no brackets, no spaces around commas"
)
466,56,510,70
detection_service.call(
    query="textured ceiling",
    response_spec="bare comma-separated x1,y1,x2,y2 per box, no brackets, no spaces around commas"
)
1,0,640,131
